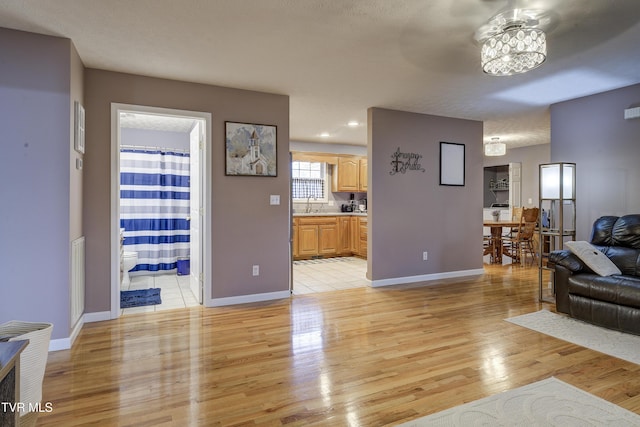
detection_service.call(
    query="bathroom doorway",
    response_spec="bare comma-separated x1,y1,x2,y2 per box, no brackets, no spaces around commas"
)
110,104,212,318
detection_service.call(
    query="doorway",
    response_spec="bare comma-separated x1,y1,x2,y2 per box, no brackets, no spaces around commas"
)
110,104,212,318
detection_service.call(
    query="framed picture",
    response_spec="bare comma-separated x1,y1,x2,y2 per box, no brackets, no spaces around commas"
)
439,142,465,186
74,101,85,154
225,121,277,177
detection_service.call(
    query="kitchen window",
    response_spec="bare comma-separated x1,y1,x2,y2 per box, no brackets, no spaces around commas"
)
292,161,328,202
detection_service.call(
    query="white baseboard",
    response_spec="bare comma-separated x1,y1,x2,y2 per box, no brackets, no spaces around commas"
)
48,310,111,352
207,290,291,307
84,311,113,323
370,268,484,288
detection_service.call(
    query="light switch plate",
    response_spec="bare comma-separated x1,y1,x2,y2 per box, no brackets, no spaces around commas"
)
270,195,280,205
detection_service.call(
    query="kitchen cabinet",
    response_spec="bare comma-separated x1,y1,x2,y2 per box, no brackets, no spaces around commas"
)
358,217,368,258
293,215,367,260
350,216,358,254
292,218,299,258
335,157,360,192
358,158,367,192
338,217,351,255
296,216,338,258
318,223,338,255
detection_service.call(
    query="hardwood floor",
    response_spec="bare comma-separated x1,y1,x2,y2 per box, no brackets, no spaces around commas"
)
38,265,640,426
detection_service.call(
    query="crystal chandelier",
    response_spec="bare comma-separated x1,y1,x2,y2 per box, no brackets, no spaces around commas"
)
485,137,506,156
476,9,554,76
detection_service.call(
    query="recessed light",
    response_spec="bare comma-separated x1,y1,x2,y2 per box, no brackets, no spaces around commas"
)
320,132,330,138
347,121,359,127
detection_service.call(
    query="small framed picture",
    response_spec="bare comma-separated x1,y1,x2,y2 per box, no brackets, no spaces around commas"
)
439,142,465,186
225,121,277,177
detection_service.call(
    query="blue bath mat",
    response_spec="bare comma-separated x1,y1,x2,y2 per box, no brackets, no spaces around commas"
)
120,288,162,308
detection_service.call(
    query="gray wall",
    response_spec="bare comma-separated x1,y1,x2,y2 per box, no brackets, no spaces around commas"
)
368,108,483,281
0,28,83,340
84,69,290,312
551,83,640,240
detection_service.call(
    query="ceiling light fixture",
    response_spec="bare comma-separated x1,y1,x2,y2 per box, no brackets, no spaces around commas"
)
476,9,555,76
320,132,330,138
485,137,506,156
347,121,359,127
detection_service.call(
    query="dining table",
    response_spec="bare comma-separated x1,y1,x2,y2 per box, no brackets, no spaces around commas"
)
483,219,522,264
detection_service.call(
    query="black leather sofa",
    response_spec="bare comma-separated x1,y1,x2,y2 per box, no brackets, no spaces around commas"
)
548,214,640,335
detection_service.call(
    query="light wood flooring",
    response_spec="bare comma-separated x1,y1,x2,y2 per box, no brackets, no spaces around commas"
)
37,265,640,426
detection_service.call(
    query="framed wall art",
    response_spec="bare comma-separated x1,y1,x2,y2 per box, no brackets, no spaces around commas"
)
439,142,465,186
225,121,277,177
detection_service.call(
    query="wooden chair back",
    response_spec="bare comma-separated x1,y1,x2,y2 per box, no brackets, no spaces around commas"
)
521,207,539,224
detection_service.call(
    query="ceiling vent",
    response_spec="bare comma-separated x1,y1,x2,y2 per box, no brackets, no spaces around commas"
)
624,107,640,120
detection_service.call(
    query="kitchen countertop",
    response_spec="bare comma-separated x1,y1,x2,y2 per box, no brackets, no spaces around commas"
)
293,212,367,217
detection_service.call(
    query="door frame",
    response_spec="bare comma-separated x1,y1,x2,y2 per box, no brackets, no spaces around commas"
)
109,103,212,319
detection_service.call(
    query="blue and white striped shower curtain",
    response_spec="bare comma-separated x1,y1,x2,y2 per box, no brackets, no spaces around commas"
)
120,149,190,272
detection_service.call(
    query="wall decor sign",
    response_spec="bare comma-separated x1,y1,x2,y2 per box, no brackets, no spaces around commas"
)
439,142,465,186
225,121,277,177
389,147,425,175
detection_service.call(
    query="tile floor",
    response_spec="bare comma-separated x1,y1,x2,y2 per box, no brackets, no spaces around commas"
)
121,257,368,315
292,256,369,295
121,272,200,316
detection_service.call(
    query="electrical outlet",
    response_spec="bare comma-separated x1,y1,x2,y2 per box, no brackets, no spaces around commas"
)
252,265,259,276
423,251,428,261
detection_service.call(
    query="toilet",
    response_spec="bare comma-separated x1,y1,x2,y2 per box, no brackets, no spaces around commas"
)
121,251,138,289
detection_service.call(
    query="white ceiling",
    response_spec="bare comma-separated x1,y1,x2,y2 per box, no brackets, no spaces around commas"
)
1,0,639,148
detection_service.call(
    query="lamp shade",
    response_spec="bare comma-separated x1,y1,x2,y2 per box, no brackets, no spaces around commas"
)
540,163,575,199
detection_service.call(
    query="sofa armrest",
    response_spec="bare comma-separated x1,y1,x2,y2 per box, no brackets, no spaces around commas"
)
553,264,572,314
548,249,590,273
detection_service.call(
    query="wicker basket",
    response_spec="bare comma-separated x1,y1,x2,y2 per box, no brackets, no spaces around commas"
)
0,321,53,420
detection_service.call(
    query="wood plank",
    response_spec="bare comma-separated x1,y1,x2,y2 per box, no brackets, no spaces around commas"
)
37,265,640,425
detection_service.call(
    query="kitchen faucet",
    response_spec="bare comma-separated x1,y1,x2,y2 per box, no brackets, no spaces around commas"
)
305,196,315,213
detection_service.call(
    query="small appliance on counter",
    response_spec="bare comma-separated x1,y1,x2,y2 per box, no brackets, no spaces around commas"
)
341,203,354,212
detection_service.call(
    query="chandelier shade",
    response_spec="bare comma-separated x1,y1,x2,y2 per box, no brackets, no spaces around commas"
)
476,8,554,76
484,138,506,156
481,26,546,75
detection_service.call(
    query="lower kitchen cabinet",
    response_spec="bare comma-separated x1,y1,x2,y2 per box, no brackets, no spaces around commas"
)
293,215,367,260
358,217,367,258
338,217,351,255
296,217,338,258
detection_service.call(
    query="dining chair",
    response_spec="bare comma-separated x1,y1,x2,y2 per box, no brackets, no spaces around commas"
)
506,206,524,237
504,207,539,266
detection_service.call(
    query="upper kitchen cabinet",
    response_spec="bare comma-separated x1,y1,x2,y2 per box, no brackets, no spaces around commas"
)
334,156,367,192
335,157,359,191
358,158,367,192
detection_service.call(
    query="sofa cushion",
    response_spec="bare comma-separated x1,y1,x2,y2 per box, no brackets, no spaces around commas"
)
599,246,640,276
568,274,640,309
591,214,640,249
565,241,621,276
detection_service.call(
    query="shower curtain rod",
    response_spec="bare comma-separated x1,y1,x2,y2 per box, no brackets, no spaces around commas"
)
120,144,190,153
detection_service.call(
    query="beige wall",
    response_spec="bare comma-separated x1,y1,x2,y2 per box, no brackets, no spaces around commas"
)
368,108,484,282
83,70,290,312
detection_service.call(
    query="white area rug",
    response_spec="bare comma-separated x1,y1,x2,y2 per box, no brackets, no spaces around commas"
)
506,309,640,365
396,377,640,426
